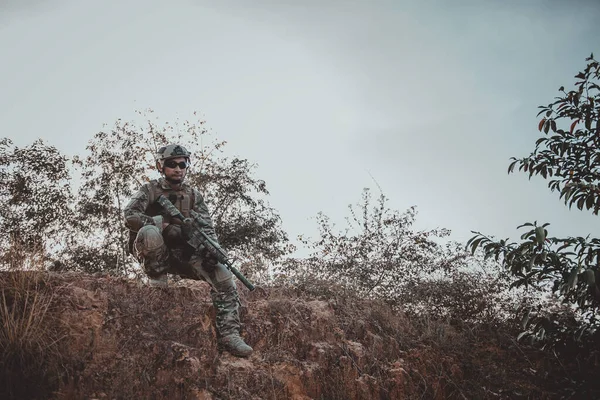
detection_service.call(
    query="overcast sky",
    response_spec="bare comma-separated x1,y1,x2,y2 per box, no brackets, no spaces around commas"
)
1,0,599,254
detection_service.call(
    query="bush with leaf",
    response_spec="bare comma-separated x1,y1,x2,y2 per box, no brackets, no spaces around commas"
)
0,138,74,270
468,54,600,347
1,110,290,281
279,188,525,327
61,109,291,279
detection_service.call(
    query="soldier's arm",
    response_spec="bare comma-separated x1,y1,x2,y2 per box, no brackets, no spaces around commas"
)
123,185,162,231
191,189,219,242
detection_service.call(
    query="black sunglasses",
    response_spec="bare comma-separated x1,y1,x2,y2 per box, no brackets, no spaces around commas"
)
164,160,189,169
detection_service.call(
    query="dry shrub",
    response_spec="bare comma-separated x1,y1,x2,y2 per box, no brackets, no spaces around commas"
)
0,271,65,400
278,272,550,399
0,241,67,400
400,270,520,326
0,269,566,399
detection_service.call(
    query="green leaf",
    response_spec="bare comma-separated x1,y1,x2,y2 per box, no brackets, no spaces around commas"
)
586,194,595,210
568,265,581,289
535,226,546,244
469,237,484,255
521,229,535,240
527,254,536,271
564,186,575,202
577,196,586,210
585,269,595,285
520,242,533,254
570,120,578,134
517,223,535,229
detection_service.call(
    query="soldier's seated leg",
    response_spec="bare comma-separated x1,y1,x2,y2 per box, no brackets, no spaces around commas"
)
188,254,253,357
134,225,171,287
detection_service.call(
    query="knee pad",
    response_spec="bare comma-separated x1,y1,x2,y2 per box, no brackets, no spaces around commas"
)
134,225,169,276
187,255,234,288
134,225,165,256
213,262,234,285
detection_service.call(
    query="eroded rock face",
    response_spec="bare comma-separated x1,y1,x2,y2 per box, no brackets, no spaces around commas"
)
33,274,410,399
1,272,554,400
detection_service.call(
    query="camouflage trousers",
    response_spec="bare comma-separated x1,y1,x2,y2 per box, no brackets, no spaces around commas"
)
133,224,241,337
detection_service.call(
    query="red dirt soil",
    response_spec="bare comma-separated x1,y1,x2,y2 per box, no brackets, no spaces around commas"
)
1,272,556,399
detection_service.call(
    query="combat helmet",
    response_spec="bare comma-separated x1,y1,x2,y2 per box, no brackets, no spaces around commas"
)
156,144,191,162
155,144,191,173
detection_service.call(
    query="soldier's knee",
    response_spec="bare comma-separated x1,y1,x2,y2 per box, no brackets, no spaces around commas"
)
215,263,234,282
135,225,169,277
213,264,236,292
135,225,165,255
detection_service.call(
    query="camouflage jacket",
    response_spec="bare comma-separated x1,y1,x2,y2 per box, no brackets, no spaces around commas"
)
123,177,218,244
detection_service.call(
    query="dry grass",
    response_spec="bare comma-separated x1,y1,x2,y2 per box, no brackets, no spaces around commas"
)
0,262,579,399
0,242,66,400
1,272,56,356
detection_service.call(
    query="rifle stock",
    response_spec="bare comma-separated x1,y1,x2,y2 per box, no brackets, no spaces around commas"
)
155,194,256,291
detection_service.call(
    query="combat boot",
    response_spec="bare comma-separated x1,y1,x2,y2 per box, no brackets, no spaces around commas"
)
148,273,168,288
219,333,253,357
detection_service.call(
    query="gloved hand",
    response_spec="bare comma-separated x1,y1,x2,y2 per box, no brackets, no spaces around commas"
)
170,217,193,241
162,224,182,247
199,245,220,267
180,219,193,241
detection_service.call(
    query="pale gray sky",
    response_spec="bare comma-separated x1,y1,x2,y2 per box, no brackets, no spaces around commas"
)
1,0,599,253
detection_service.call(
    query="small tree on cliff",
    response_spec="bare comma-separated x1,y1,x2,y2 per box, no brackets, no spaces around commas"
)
67,110,291,278
468,54,600,344
279,187,490,314
0,138,74,269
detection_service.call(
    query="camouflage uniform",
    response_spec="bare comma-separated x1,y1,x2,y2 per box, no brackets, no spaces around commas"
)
124,177,248,352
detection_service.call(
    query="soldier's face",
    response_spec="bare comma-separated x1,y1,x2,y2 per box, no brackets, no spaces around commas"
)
162,157,188,184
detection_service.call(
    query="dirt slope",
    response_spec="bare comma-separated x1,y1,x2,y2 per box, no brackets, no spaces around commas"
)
1,272,553,399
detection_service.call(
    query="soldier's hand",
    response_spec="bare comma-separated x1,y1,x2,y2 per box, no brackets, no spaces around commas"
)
180,220,192,240
199,246,220,266
168,217,188,239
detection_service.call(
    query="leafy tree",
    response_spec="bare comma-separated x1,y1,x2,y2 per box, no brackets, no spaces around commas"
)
67,110,291,278
468,54,600,344
185,155,294,282
279,188,476,309
280,187,534,327
65,116,152,275
0,138,74,269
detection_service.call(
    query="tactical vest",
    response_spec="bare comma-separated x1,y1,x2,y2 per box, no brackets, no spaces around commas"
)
127,179,196,255
145,179,196,221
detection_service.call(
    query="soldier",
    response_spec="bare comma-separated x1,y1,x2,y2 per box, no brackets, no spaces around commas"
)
123,144,253,358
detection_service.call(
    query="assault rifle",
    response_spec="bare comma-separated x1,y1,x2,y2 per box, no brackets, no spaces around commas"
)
156,194,256,291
